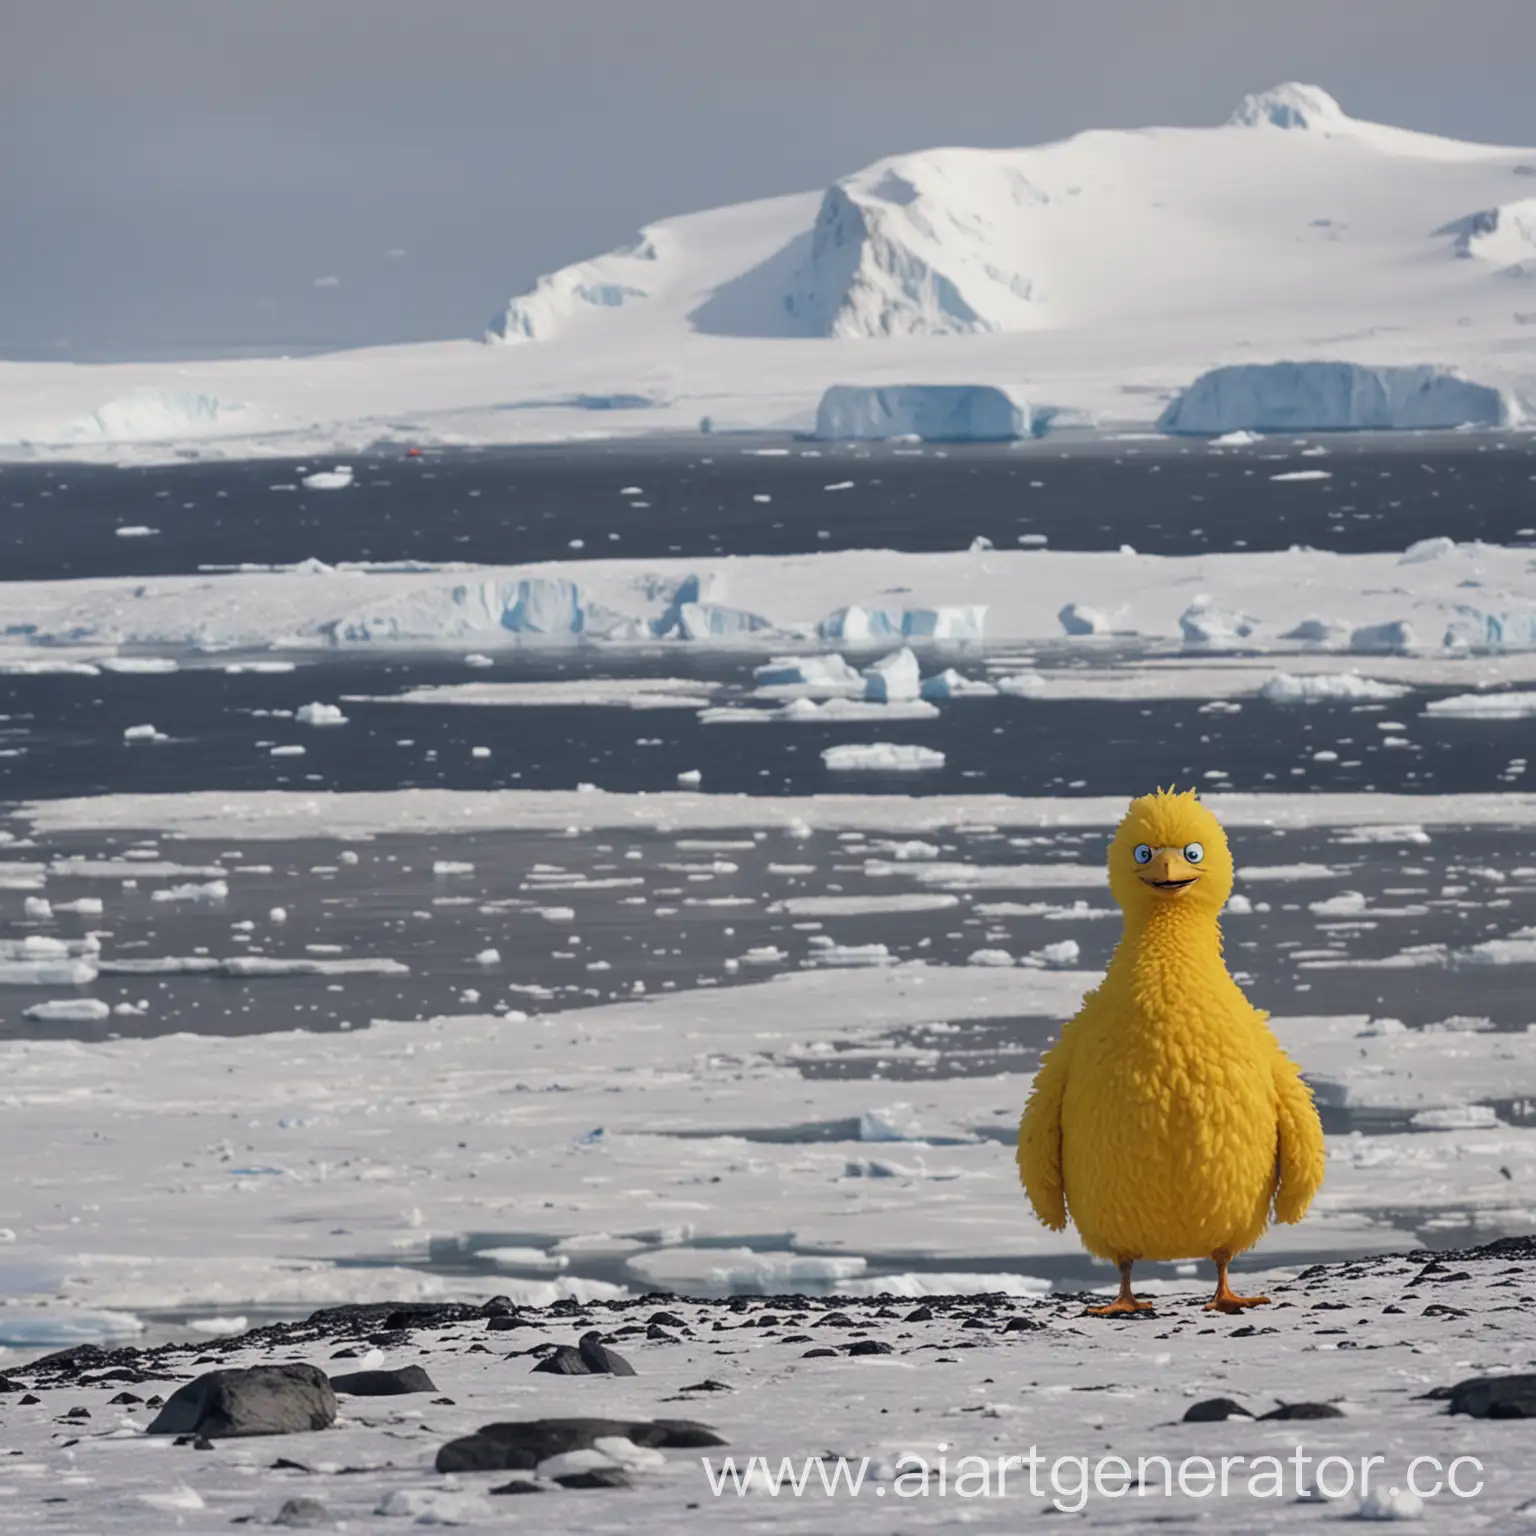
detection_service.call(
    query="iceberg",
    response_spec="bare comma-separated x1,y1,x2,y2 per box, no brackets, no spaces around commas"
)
815,385,1033,441
862,646,921,702
1442,604,1536,651
1058,603,1109,637
822,742,945,771
752,653,864,695
920,668,998,699
1159,362,1519,434
1261,673,1407,702
818,604,986,643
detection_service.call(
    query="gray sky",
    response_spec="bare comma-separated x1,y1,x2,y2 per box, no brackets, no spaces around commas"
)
4,0,1534,360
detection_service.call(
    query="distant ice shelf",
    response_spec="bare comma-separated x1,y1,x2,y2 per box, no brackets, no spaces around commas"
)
815,384,1035,441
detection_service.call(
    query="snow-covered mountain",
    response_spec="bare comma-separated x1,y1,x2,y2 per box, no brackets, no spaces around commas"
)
5,84,1536,457
487,83,1536,349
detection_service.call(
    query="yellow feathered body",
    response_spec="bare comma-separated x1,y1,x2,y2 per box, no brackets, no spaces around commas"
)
1017,790,1325,1265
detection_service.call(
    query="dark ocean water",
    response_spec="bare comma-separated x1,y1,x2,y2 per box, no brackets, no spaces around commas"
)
3,431,1534,579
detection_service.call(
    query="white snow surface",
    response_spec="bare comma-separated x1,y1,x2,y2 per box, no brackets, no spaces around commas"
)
7,86,1536,458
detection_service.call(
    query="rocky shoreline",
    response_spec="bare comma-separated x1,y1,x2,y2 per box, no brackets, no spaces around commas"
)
2,1238,1533,1529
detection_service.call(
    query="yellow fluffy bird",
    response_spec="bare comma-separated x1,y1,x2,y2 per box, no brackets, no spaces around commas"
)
1017,788,1325,1315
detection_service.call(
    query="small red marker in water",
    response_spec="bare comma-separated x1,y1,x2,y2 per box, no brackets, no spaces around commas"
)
405,446,423,458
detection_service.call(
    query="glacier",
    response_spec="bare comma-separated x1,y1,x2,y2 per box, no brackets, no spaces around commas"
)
815,384,1033,441
1158,361,1520,434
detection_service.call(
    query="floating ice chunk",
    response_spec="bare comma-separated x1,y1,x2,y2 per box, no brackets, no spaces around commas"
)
187,1315,249,1335
23,998,110,1023
1159,361,1518,433
433,860,475,875
822,743,944,772
863,646,920,702
966,948,1016,967
473,1246,569,1271
301,466,353,490
1349,620,1417,654
114,525,159,538
805,939,898,967
1309,890,1369,915
1270,469,1332,482
1027,939,1081,968
1211,429,1261,445
0,1308,143,1345
1425,690,1536,718
54,897,104,915
99,657,178,674
1261,673,1406,702
269,744,306,757
463,653,493,668
23,896,52,921
295,702,348,726
474,948,501,965
815,384,1034,441
0,958,98,986
150,880,229,903
919,667,997,702
1409,1105,1498,1130
123,723,168,743
626,1247,867,1291
753,653,863,695
1058,603,1109,637
842,1272,1051,1298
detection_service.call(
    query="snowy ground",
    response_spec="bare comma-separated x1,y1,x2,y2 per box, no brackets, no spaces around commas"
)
0,1245,1531,1532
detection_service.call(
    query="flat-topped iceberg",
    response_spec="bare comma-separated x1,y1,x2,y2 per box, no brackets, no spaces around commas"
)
816,384,1033,441
1159,362,1520,434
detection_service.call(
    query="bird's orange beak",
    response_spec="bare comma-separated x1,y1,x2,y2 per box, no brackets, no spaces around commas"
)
1138,849,1201,893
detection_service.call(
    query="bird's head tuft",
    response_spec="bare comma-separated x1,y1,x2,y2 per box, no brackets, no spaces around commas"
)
1107,786,1234,917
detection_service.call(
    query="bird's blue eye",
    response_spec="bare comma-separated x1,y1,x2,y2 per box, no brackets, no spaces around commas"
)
1133,844,1152,864
1184,842,1204,864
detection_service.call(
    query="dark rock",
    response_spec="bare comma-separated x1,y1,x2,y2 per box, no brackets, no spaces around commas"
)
647,1311,686,1328
1002,1317,1042,1333
0,1377,21,1393
646,1325,679,1343
19,1394,40,1406
487,1316,526,1332
578,1332,635,1376
1259,1402,1344,1420
680,1380,732,1393
108,1392,143,1406
555,1467,632,1489
270,1458,313,1473
1422,1304,1469,1320
819,1312,855,1328
145,1395,164,1409
274,1496,334,1528
530,1346,589,1376
1445,1374,1536,1419
436,1417,726,1475
904,1306,933,1323
23,1344,106,1376
1183,1398,1253,1423
328,1366,437,1397
147,1364,337,1438
846,1340,893,1356
489,1479,545,1495
801,1347,839,1359
193,1435,214,1450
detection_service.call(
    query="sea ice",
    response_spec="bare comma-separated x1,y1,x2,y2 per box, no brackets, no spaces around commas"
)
300,466,353,490
862,646,920,701
821,743,945,771
295,702,348,726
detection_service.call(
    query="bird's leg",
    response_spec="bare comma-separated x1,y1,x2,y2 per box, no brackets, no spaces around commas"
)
1085,1260,1155,1317
1204,1251,1270,1313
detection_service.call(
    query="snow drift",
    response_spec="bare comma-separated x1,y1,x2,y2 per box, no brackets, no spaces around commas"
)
815,384,1033,441
1158,362,1520,434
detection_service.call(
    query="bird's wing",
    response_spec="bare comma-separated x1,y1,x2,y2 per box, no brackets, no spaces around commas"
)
1272,1046,1326,1224
1016,1024,1077,1230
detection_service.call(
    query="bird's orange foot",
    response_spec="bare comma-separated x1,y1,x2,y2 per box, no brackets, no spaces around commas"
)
1085,1295,1156,1317
1204,1291,1271,1314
